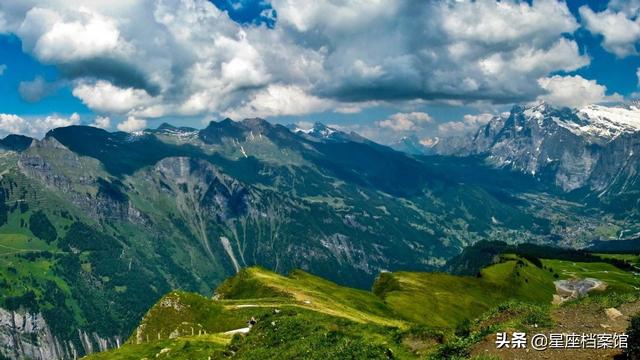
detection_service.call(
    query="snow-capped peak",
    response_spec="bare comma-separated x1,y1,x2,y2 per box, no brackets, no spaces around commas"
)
563,104,640,139
290,122,337,138
514,102,640,140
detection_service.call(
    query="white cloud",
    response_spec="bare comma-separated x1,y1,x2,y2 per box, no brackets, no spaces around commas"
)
0,64,6,75
116,116,147,132
224,85,332,119
537,75,623,108
0,113,80,138
438,113,496,136
378,112,432,132
272,0,587,105
0,114,27,135
17,7,124,63
35,112,80,132
580,5,640,58
90,115,110,129
0,0,590,119
509,38,589,74
72,80,155,114
442,0,578,45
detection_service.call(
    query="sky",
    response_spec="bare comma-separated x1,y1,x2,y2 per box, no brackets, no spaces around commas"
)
1,0,640,144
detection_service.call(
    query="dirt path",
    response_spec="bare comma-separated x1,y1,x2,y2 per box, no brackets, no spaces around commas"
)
223,327,251,335
471,299,640,360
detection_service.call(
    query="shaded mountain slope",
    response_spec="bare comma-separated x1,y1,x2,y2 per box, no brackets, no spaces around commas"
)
0,117,634,358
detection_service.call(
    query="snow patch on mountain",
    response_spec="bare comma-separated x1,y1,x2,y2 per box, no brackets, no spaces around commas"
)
570,104,640,139
428,102,640,193
287,122,365,144
290,122,337,138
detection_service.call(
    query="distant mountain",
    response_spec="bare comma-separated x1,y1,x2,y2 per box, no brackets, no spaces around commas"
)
429,102,640,216
0,134,33,152
389,135,432,155
0,114,637,359
287,122,364,143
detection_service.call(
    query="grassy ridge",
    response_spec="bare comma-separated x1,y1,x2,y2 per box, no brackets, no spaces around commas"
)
131,291,272,343
83,334,231,360
85,255,640,359
374,258,556,328
216,267,407,328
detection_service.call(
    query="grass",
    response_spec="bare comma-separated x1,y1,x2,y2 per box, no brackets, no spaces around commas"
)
84,255,640,360
0,234,46,255
375,258,556,328
83,334,230,360
594,252,640,265
96,267,428,359
563,290,640,309
542,258,640,293
426,301,552,360
92,307,415,360
131,291,275,343
376,256,640,329
216,267,407,328
226,307,412,360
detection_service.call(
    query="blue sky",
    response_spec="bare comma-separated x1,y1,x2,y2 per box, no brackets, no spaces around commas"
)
0,0,639,142
564,0,640,97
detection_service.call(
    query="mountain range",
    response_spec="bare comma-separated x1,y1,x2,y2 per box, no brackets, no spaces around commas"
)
398,102,640,222
1,102,639,359
435,102,640,190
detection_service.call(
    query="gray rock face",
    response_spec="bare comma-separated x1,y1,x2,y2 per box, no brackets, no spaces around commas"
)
18,138,146,225
433,103,640,193
0,308,71,360
0,308,120,360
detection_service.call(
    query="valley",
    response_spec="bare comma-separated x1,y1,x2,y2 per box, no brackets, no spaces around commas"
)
2,0,640,358
0,104,639,358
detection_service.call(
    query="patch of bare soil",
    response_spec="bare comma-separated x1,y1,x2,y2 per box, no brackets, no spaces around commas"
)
402,335,439,355
471,299,640,360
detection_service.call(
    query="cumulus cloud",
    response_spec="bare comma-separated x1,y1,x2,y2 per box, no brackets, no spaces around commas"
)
295,0,585,103
0,64,6,75
441,0,578,44
580,5,640,58
17,7,124,63
90,115,111,129
438,113,496,136
224,85,332,119
116,116,147,132
0,113,80,138
36,112,81,132
0,114,28,135
378,112,432,132
0,0,590,119
72,80,155,114
537,75,623,108
479,38,589,75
